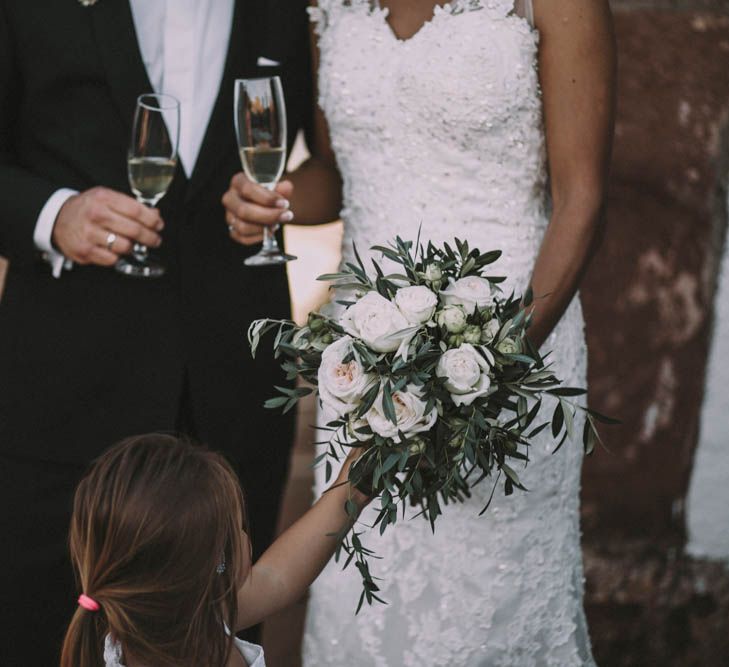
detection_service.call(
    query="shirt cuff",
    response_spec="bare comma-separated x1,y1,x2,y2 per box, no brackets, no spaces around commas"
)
33,188,78,278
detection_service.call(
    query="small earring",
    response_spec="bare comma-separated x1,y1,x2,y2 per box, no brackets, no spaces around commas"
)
216,555,226,575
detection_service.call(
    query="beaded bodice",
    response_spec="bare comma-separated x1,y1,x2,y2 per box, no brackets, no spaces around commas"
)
311,0,546,294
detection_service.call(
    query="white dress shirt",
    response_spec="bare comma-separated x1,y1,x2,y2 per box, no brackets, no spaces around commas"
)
35,0,234,277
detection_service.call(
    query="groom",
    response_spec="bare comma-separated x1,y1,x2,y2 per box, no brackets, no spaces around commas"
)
0,0,312,662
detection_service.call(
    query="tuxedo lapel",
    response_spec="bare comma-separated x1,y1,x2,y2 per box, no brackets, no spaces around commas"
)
90,0,153,133
186,0,256,202
92,1,189,197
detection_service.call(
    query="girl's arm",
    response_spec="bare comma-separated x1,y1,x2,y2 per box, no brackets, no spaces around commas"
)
525,0,616,348
235,454,369,630
222,5,343,246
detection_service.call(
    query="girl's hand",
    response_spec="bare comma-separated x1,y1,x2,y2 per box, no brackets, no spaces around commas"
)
335,445,372,510
221,173,295,246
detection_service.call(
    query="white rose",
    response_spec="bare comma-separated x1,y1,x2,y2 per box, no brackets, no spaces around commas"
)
436,305,468,334
481,318,501,344
366,385,438,442
441,276,494,314
317,336,375,417
340,292,415,355
436,343,492,407
394,285,437,325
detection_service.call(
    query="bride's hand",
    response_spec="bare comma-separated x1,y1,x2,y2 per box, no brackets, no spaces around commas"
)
221,172,295,246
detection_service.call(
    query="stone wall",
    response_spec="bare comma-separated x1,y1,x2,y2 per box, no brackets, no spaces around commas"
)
580,2,729,664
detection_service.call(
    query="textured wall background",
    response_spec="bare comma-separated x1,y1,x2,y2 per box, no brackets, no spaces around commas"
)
580,1,729,664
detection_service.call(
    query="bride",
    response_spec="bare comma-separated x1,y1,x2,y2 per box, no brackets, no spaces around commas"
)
223,0,615,664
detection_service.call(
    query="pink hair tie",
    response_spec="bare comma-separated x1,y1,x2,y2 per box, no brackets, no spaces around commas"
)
78,594,100,612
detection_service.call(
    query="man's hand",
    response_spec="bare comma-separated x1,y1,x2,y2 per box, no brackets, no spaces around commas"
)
222,173,294,246
52,187,164,266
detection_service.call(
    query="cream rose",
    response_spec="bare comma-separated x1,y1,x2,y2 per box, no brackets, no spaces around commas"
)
340,292,415,355
436,343,492,407
441,276,494,314
394,285,438,325
365,385,437,442
317,336,375,417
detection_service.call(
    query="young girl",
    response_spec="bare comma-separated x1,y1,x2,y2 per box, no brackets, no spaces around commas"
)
61,433,368,666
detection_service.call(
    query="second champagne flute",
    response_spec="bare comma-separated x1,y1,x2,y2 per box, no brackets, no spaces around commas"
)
234,76,296,266
116,93,180,278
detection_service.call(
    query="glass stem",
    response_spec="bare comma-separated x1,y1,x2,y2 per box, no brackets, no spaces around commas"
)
133,243,149,262
263,225,280,253
133,198,157,261
262,183,281,253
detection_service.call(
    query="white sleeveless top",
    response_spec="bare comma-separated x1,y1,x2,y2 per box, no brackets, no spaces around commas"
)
103,634,265,667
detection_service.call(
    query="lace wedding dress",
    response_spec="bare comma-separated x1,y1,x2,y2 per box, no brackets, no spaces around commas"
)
303,1,596,665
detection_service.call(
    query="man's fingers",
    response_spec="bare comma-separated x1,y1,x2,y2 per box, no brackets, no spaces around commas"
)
229,226,264,246
231,172,290,208
232,200,293,227
102,189,164,230
87,246,119,267
226,213,264,246
274,180,294,201
89,226,134,256
99,212,162,247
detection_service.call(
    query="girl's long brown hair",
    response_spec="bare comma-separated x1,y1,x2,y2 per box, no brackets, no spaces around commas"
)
61,434,249,667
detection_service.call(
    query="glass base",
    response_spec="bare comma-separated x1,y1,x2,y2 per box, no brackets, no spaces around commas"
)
115,255,166,278
244,249,297,267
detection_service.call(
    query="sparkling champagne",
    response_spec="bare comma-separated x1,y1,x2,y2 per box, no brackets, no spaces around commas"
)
128,157,176,202
239,146,286,187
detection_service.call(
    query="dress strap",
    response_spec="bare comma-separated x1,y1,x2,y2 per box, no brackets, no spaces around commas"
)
525,0,534,27
513,0,535,27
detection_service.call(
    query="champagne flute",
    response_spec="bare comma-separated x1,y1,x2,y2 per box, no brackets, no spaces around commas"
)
116,93,180,278
234,77,297,266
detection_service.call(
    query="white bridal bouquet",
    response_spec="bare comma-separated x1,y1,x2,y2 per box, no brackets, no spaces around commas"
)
249,236,614,610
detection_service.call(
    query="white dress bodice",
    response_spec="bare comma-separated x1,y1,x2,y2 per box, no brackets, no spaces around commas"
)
304,1,596,665
313,0,548,295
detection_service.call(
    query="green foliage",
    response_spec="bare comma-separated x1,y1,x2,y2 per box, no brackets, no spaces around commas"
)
247,235,616,611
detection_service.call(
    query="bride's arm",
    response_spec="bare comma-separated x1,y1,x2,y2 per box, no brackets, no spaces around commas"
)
525,0,616,348
234,453,369,630
222,7,343,246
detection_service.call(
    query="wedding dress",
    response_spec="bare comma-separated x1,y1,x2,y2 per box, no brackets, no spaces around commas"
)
303,1,595,665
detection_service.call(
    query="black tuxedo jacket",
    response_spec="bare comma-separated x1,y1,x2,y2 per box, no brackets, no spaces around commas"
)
0,0,312,464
